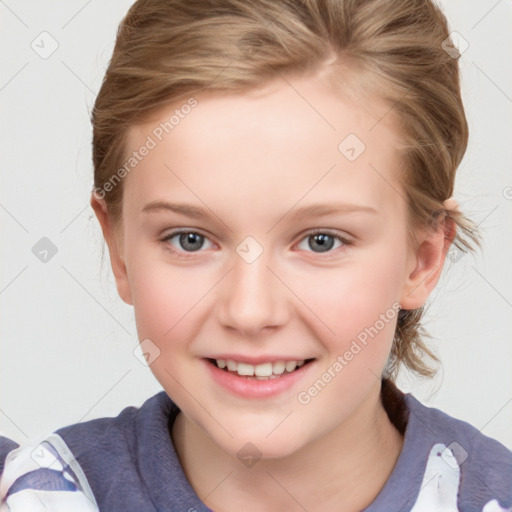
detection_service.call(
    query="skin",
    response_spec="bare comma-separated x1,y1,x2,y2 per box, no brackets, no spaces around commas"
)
91,69,454,511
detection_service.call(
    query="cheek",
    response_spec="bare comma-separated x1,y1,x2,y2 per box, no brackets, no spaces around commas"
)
293,259,403,430
293,252,405,345
127,247,208,342
128,263,211,392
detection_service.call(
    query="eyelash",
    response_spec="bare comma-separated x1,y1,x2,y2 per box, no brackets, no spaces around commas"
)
160,228,352,259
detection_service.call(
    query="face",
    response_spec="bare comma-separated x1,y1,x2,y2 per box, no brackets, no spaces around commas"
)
93,71,445,459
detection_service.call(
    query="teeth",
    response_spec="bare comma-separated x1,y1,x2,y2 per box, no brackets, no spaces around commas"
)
254,362,272,377
272,361,285,375
216,358,306,377
285,360,298,372
237,363,254,376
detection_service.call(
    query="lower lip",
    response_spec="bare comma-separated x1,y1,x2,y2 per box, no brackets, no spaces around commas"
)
203,359,316,399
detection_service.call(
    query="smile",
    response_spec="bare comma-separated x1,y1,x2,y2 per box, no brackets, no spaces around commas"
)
209,358,314,380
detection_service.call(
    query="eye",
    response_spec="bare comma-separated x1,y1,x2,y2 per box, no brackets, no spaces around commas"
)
296,230,350,254
161,228,351,258
161,230,214,256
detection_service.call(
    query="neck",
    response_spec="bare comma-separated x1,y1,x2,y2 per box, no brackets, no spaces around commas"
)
171,380,404,512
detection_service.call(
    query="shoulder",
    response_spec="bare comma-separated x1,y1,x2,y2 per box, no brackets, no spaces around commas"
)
404,393,512,511
53,391,175,502
53,390,172,451
0,392,174,511
0,432,99,511
406,393,512,476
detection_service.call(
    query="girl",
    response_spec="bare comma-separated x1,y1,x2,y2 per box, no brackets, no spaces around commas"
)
1,0,511,510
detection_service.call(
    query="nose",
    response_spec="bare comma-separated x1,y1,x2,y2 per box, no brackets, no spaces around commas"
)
218,247,289,338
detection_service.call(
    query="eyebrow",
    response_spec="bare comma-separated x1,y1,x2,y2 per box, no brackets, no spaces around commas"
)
141,201,377,220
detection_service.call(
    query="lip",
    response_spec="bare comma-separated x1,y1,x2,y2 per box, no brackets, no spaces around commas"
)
203,358,316,399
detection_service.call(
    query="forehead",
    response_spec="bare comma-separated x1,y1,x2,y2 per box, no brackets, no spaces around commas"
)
122,74,406,224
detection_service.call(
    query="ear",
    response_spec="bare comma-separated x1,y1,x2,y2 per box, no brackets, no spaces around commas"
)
400,215,456,310
90,192,133,305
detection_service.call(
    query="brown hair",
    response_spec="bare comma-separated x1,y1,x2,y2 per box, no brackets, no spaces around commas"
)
92,0,479,381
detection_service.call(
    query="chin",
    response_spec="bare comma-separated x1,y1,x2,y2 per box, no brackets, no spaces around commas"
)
212,421,310,462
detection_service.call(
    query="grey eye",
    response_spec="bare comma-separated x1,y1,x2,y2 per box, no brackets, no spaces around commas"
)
297,233,343,253
165,231,213,252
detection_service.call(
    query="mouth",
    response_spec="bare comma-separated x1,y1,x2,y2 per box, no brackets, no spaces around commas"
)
206,357,316,380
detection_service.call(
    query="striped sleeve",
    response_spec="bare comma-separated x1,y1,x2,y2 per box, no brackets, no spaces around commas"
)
0,433,98,511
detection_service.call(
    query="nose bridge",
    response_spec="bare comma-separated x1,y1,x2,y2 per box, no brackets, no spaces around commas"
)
219,240,286,335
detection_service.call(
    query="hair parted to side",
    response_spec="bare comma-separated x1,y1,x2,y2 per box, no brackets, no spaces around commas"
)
92,0,479,381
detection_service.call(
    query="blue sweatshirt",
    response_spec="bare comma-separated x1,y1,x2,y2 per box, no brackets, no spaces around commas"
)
1,381,511,511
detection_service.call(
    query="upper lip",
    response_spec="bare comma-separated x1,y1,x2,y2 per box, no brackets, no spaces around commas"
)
203,354,315,365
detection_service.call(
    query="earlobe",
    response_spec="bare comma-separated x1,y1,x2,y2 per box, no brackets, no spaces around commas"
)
400,216,456,310
90,192,133,306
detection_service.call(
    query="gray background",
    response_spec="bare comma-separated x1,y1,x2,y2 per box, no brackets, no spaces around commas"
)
1,0,511,449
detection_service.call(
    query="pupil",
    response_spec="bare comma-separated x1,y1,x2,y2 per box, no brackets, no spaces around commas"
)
310,233,334,252
180,232,203,251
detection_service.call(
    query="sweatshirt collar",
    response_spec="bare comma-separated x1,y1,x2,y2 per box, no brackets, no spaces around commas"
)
137,381,421,511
